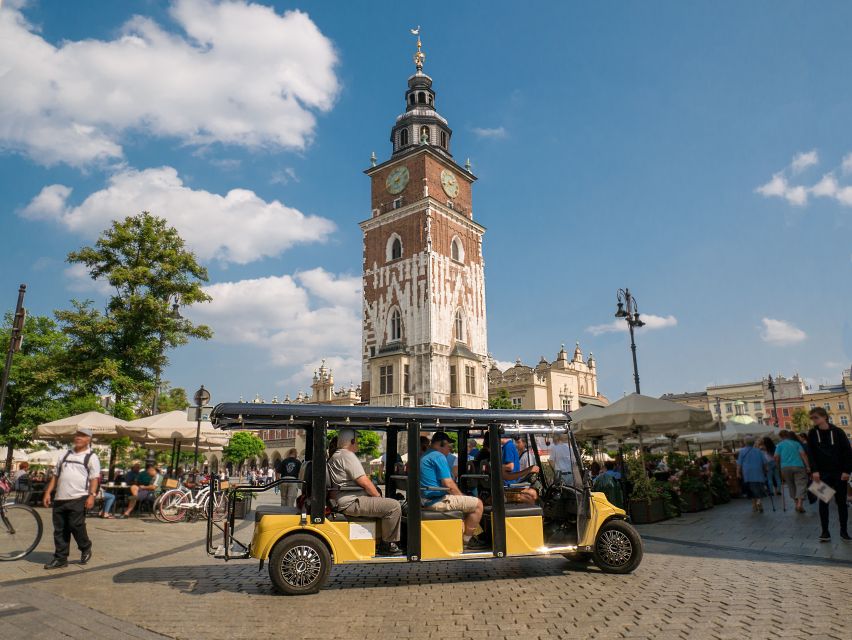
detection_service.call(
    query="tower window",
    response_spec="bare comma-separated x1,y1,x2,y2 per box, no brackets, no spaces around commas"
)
390,309,401,341
454,309,464,343
465,365,476,395
379,365,394,395
386,233,403,261
400,128,409,146
440,130,447,148
404,364,410,394
418,92,425,104
451,237,463,262
419,125,429,144
450,365,457,394
408,94,414,105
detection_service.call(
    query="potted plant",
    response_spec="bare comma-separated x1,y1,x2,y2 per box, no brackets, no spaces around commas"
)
624,454,668,524
710,456,731,504
231,491,253,519
677,473,712,512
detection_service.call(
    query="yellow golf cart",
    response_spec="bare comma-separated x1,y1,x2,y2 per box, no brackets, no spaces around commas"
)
206,404,642,595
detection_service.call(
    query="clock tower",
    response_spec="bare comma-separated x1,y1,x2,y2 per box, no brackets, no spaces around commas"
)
360,34,488,408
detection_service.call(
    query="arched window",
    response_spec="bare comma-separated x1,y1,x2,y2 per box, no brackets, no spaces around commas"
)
386,233,403,262
390,309,402,342
400,128,409,146
408,94,414,105
419,125,429,144
440,130,447,148
454,309,464,343
451,237,463,262
417,92,425,104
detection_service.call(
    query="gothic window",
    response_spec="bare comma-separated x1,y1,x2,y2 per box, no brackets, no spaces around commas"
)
390,309,402,342
400,128,409,146
404,364,410,394
440,130,447,148
450,366,457,395
465,365,476,395
454,309,464,343
386,233,403,261
451,237,463,262
379,365,394,395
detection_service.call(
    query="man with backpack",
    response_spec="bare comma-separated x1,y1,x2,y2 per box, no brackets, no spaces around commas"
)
42,427,101,569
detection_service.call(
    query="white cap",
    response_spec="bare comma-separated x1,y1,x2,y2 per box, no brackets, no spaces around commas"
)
337,428,357,446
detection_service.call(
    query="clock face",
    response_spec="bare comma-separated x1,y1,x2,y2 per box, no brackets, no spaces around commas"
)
441,169,459,198
386,166,410,195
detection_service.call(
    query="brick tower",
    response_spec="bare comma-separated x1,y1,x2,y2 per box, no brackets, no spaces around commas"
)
360,33,488,408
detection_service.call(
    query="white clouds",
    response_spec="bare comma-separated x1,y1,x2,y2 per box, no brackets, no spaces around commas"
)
0,0,339,166
760,318,806,346
188,270,362,385
471,126,507,139
790,150,818,174
21,166,335,265
756,150,852,208
586,314,678,336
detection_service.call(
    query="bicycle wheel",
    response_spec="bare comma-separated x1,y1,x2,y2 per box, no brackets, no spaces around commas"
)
0,504,43,561
158,489,188,523
211,491,228,522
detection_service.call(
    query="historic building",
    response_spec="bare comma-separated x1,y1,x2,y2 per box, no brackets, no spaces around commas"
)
360,35,488,408
487,344,607,411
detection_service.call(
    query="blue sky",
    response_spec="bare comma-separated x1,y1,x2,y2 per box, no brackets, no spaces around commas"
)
1,0,851,404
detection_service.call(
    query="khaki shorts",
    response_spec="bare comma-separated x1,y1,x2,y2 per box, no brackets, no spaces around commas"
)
425,494,480,514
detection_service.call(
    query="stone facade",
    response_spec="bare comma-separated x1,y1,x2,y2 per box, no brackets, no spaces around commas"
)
360,45,488,409
487,344,607,411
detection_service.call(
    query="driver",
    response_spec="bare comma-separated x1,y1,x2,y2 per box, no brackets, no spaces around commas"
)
500,436,540,504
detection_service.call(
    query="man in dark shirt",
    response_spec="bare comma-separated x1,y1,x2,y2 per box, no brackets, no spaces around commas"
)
276,448,301,507
807,407,852,541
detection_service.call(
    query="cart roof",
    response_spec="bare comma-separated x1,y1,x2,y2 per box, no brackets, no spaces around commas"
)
210,402,572,431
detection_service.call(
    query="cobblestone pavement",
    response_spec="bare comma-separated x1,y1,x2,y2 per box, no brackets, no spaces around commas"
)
1,494,850,640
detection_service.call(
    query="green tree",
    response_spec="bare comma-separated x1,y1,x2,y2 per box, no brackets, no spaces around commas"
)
58,212,213,407
489,388,514,409
791,408,810,433
136,384,190,418
328,429,382,461
223,431,266,468
0,314,71,469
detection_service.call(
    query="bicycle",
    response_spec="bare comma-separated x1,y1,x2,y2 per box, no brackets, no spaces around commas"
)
158,483,227,523
0,472,43,561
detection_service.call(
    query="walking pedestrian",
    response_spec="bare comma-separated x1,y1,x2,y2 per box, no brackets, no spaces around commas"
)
276,448,301,507
774,430,811,513
42,427,100,569
761,437,782,496
737,438,767,513
806,408,852,542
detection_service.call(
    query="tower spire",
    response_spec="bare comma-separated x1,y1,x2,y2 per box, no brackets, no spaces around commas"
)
410,26,425,72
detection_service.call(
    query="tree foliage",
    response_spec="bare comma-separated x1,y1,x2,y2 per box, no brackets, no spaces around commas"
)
791,408,810,433
223,431,266,465
328,429,382,461
58,212,213,403
136,384,190,418
489,388,514,409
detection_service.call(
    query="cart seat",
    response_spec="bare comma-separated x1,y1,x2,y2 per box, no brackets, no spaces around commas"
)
484,504,543,517
402,503,465,520
254,505,300,522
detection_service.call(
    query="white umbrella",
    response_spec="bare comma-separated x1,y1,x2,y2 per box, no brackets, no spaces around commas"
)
37,411,129,441
680,421,777,446
0,447,28,464
568,404,609,439
580,393,716,451
26,449,65,465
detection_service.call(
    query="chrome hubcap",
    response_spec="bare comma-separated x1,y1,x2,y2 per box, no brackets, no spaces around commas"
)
597,529,632,566
280,545,321,588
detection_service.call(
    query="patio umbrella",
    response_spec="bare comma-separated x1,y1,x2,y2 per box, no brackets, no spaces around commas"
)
568,404,609,439
26,449,65,465
124,411,229,474
0,447,28,464
579,393,716,452
36,411,129,440
679,421,777,447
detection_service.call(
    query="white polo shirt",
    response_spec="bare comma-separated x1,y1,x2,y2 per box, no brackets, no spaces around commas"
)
54,448,101,500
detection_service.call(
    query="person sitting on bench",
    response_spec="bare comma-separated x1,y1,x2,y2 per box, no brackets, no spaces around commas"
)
327,429,403,557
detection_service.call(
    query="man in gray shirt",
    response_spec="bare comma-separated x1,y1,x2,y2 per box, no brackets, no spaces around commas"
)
327,429,402,556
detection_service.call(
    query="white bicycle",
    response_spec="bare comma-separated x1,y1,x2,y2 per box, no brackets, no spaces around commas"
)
158,484,227,523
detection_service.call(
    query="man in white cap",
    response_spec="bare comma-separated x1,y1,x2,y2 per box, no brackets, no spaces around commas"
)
42,427,100,569
326,428,402,556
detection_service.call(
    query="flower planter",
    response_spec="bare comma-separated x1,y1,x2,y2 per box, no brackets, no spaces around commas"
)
680,491,711,513
628,497,668,524
232,496,253,520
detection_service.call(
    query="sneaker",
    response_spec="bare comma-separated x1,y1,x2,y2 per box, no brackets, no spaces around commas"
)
840,532,851,542
464,537,490,551
376,542,403,557
819,532,831,542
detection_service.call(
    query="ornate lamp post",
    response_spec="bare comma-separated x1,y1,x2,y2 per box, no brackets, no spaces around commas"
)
767,374,780,428
614,288,645,394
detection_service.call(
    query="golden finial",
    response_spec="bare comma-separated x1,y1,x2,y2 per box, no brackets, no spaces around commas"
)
410,26,425,72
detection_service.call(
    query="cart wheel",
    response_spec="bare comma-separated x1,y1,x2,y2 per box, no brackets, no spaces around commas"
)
268,534,331,595
592,519,643,574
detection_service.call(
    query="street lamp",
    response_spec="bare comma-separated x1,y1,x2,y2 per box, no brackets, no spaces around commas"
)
614,288,645,394
767,374,780,428
152,295,183,415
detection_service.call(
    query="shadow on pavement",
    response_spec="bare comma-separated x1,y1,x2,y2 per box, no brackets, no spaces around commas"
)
112,556,591,595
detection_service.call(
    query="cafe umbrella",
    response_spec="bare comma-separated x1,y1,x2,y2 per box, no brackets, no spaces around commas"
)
36,411,131,479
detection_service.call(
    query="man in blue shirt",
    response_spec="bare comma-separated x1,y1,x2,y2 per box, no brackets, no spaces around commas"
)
737,438,768,513
500,437,540,504
421,432,486,550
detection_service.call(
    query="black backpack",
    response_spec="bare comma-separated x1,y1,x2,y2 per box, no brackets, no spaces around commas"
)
55,450,95,480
